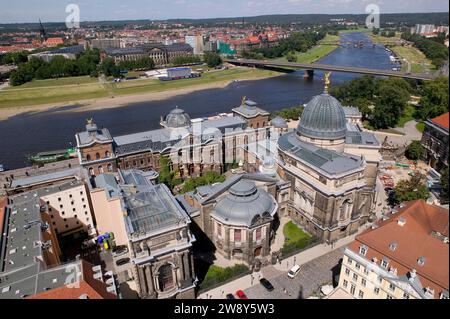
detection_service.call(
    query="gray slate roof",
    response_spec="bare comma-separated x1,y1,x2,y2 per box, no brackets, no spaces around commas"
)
77,123,113,147
112,115,246,156
232,99,270,119
211,180,277,227
278,132,364,175
298,93,347,140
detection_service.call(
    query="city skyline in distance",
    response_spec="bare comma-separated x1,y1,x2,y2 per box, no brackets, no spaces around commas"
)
0,0,449,24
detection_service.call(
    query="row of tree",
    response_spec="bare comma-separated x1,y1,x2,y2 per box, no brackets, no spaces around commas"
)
331,76,448,129
10,49,101,86
241,31,327,60
401,32,449,68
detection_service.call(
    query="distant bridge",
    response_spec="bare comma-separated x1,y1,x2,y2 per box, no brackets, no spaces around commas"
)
225,59,434,81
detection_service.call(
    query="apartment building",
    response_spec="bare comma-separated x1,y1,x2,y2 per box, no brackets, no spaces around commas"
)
337,200,449,299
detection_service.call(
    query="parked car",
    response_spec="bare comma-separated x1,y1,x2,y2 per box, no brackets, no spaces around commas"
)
115,257,130,266
112,245,128,257
236,290,248,299
259,278,274,291
226,293,235,299
288,265,301,279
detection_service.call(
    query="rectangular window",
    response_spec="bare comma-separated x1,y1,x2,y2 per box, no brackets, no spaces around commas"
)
345,268,350,276
389,283,395,292
374,287,380,295
355,263,361,270
361,279,366,287
256,228,262,241
217,224,222,237
381,259,389,269
343,280,348,288
234,229,242,242
347,257,353,265
359,246,367,256
386,295,393,299
359,290,364,299
350,284,356,295
403,293,410,299
353,273,358,281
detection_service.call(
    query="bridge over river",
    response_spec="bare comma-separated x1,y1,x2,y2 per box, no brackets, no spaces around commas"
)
225,58,434,81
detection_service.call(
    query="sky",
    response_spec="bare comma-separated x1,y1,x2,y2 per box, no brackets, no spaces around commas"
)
0,0,448,23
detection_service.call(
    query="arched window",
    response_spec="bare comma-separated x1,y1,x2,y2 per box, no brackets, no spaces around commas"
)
158,264,174,291
340,199,353,222
107,164,113,172
95,153,100,160
86,154,91,161
105,151,110,158
88,167,94,176
98,166,104,174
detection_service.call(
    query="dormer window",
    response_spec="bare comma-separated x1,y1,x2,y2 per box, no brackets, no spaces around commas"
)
417,257,426,266
359,245,368,256
381,258,389,269
389,242,397,251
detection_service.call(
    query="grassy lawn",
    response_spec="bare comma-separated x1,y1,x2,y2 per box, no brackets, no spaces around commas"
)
110,68,281,96
397,104,416,128
10,76,98,89
319,34,340,44
0,68,281,108
283,221,311,245
370,32,402,45
199,264,249,290
390,46,434,74
275,45,338,64
416,122,425,133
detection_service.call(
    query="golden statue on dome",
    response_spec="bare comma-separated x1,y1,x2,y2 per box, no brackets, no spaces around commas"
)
324,72,332,93
86,118,94,125
241,96,247,105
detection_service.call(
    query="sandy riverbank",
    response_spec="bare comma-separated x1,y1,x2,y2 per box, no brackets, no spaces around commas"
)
0,74,278,121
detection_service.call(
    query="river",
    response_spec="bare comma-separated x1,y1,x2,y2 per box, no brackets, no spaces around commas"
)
0,32,395,170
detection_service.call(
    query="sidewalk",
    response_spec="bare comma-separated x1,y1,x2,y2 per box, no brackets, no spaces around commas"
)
197,226,367,299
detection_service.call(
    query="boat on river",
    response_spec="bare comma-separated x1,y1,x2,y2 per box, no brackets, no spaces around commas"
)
29,148,77,165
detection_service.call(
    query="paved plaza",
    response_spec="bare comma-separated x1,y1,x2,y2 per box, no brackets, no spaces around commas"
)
244,248,344,299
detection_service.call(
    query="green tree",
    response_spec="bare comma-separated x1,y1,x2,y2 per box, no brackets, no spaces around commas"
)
417,77,449,120
100,57,121,78
394,174,430,204
405,141,425,160
204,52,222,68
286,51,297,62
440,168,449,205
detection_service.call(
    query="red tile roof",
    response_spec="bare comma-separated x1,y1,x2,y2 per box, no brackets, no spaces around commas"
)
431,113,449,130
0,197,7,238
28,260,117,299
348,200,449,298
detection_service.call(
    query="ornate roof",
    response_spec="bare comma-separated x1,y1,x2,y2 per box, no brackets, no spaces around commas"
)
297,93,347,140
163,107,191,128
270,116,288,128
211,180,277,227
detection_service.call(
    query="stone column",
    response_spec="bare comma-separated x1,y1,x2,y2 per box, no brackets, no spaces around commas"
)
183,252,191,281
138,266,148,297
145,265,155,296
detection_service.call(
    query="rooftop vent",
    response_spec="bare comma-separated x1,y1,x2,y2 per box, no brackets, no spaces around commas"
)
79,294,89,299
389,242,398,251
397,217,406,226
417,257,426,266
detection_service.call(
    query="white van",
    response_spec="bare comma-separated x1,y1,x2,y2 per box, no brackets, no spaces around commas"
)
288,265,301,278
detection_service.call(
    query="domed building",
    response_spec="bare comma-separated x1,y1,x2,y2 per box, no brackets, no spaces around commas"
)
177,174,279,266
276,73,381,243
297,92,347,152
160,107,191,129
